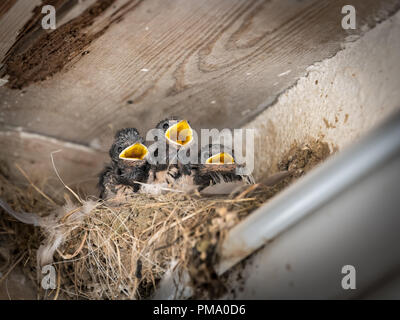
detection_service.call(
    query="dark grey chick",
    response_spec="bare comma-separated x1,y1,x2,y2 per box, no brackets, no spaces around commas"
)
143,117,195,194
194,143,243,189
99,128,150,199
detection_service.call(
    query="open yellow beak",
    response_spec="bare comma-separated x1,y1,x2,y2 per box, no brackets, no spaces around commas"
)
165,120,193,147
119,143,148,161
205,152,235,165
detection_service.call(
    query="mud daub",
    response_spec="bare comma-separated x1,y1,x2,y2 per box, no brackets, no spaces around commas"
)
2,0,143,89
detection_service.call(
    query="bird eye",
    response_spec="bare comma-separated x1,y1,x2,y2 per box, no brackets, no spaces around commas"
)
117,146,123,153
163,123,169,130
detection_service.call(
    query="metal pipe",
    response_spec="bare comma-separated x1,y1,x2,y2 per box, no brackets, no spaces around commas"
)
226,149,400,298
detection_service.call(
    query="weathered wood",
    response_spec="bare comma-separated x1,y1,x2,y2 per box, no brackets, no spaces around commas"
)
1,0,399,144
0,0,399,189
0,128,107,196
0,1,17,20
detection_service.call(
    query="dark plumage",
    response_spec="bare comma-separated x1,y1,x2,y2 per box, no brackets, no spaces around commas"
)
150,119,242,192
193,143,243,188
109,128,143,164
147,117,188,186
155,117,180,133
98,164,118,199
99,128,150,199
99,120,245,198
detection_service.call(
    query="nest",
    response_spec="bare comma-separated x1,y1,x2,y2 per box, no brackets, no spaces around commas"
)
0,139,331,300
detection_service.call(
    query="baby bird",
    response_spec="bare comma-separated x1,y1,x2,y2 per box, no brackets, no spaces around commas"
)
99,128,150,199
143,117,195,194
194,143,244,189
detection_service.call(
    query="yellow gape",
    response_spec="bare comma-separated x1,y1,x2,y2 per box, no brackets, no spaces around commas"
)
165,120,193,147
119,143,149,161
205,152,235,165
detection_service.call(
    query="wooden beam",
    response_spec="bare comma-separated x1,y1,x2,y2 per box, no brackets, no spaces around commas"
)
0,0,399,187
0,128,107,196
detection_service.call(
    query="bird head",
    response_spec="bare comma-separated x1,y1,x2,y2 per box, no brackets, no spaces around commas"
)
109,128,148,165
194,144,239,188
156,117,193,148
200,144,235,165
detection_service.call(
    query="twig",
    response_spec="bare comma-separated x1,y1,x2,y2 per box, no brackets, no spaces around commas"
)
15,164,57,205
53,266,61,300
57,231,87,259
0,253,25,285
51,150,83,204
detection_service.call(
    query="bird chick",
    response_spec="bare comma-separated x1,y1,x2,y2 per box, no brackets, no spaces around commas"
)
194,143,243,189
143,117,195,194
99,128,150,199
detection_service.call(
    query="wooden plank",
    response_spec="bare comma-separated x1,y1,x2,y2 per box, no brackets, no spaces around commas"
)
0,0,41,60
0,128,107,196
0,0,399,167
0,1,18,20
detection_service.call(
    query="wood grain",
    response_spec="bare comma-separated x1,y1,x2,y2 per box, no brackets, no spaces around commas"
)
0,128,108,196
0,0,17,20
0,0,399,189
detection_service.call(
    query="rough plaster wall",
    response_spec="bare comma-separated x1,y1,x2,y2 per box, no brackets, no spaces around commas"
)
245,11,400,179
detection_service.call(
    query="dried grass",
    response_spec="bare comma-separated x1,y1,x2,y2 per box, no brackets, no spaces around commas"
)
54,190,278,299
0,175,276,299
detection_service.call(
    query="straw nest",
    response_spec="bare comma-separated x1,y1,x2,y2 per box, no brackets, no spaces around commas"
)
0,139,331,300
